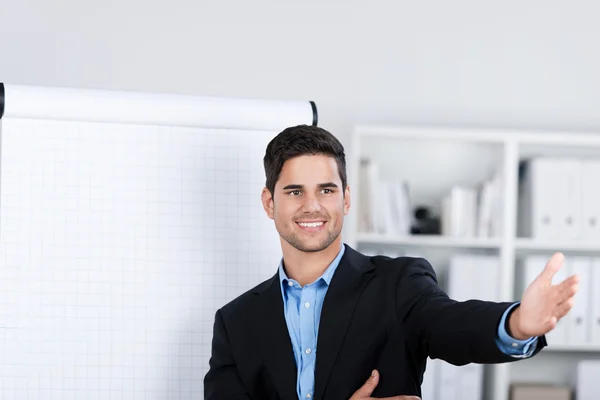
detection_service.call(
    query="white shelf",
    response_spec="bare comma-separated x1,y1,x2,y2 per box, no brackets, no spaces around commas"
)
356,233,502,249
544,344,600,353
516,238,600,254
354,124,600,148
357,235,600,253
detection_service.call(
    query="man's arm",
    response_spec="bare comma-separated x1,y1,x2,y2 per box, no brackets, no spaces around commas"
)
398,258,545,366
204,309,251,400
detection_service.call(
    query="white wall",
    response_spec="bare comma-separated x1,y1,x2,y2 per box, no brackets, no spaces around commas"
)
2,0,600,157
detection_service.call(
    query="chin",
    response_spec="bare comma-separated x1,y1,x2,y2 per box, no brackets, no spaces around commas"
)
284,233,339,253
296,243,330,253
293,247,327,253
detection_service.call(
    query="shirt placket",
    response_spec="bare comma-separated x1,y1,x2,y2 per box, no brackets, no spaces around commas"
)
299,283,317,399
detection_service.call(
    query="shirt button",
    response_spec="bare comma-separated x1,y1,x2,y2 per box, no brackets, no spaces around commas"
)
288,281,293,287
304,302,310,308
307,394,312,398
512,342,518,347
305,348,312,354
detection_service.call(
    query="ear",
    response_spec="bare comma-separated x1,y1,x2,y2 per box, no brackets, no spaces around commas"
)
261,187,275,219
343,185,351,215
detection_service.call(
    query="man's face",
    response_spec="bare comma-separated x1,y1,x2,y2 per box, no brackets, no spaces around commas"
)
262,154,350,253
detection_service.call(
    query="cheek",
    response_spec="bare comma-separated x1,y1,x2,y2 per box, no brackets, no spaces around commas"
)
326,197,346,213
273,201,295,221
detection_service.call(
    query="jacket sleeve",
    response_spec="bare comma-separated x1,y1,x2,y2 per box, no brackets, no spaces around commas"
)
204,309,252,399
396,257,546,366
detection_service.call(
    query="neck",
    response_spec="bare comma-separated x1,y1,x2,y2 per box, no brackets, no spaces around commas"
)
281,239,343,286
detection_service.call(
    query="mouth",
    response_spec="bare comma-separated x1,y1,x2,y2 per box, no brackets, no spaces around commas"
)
296,221,327,232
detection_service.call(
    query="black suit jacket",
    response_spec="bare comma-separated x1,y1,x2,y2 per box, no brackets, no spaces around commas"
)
204,245,546,399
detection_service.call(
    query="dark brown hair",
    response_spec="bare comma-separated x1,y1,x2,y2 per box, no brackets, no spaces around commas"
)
263,124,347,196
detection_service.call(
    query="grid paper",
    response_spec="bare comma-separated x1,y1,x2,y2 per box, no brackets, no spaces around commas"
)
0,118,282,399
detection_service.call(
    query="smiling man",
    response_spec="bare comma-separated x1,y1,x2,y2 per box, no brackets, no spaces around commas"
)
203,125,579,400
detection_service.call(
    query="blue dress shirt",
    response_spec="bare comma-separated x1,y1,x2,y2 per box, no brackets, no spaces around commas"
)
278,244,537,399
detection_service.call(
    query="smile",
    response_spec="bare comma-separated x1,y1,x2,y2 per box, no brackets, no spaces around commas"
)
296,221,325,232
297,221,325,228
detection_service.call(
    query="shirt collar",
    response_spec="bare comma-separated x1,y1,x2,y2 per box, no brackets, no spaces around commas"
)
278,243,346,288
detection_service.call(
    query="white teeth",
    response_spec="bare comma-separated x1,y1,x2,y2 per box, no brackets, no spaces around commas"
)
298,222,324,228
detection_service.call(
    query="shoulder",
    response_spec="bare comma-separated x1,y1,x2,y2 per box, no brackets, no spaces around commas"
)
368,253,439,282
216,274,276,320
342,244,438,281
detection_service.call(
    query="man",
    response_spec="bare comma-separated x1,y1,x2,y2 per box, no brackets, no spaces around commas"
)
204,125,579,400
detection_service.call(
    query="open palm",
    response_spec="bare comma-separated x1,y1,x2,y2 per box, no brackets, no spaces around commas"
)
515,252,580,338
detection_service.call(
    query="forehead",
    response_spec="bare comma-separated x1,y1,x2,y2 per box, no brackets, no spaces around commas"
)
277,155,340,184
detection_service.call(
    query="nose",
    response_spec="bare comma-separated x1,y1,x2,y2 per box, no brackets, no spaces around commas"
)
301,192,322,213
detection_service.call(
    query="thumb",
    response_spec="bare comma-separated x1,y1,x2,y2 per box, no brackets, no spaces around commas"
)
538,252,565,283
352,370,379,398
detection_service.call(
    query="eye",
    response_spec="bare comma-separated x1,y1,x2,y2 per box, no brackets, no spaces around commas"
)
289,190,301,196
322,188,333,194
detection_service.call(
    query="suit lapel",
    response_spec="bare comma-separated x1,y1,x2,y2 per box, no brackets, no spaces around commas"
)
314,246,375,400
254,273,298,400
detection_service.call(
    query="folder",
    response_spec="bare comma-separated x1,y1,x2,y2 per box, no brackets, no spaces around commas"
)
441,186,478,237
447,254,477,302
421,358,439,400
591,258,600,346
581,160,600,241
476,255,500,302
576,360,600,400
358,159,381,233
518,158,557,239
518,158,582,240
442,254,499,400
556,159,582,240
437,361,458,400
568,257,591,345
379,181,396,235
548,256,569,345
442,255,475,400
389,180,412,236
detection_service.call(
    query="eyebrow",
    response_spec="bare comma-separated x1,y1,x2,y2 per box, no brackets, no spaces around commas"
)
282,182,339,190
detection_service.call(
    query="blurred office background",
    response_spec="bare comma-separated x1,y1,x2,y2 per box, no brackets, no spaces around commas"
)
2,1,600,399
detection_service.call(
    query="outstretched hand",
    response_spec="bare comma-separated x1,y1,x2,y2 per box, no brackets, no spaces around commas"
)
349,369,421,400
509,252,580,339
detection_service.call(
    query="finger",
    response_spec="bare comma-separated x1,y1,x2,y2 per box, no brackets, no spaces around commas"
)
352,369,379,398
544,315,558,331
554,276,579,303
555,274,580,291
553,297,575,321
538,252,565,283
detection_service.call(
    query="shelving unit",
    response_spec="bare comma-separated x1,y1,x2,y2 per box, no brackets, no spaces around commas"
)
544,344,600,353
516,238,600,254
343,125,600,400
356,233,502,249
